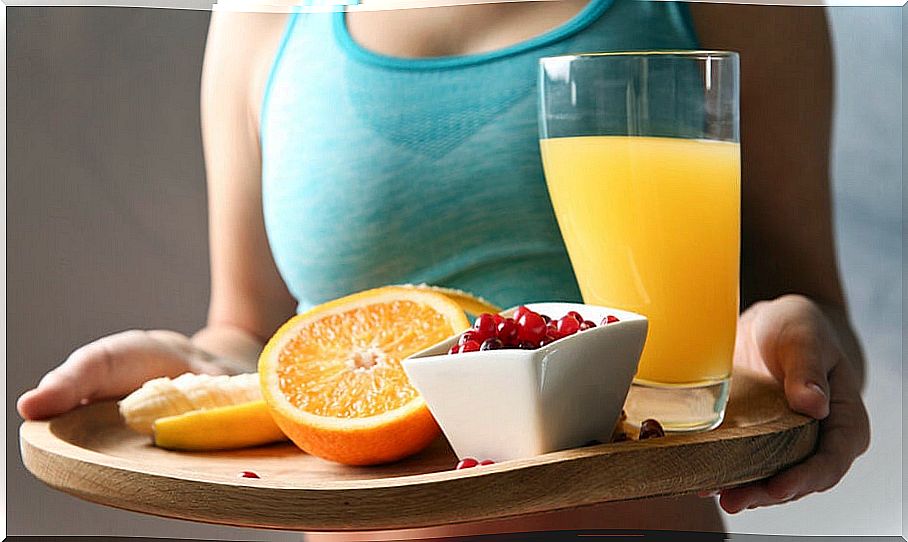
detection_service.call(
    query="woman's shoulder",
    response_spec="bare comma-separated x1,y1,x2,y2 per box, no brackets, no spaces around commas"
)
203,12,291,127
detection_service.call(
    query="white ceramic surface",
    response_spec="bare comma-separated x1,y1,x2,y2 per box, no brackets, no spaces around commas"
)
402,303,648,462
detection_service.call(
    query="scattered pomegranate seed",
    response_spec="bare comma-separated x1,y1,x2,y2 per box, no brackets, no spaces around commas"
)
496,318,519,345
239,471,260,479
448,344,461,355
517,312,547,343
473,314,497,341
639,419,666,440
602,315,620,325
579,320,597,331
480,337,503,351
461,340,481,352
479,459,495,466
566,311,584,323
456,458,479,469
556,315,580,337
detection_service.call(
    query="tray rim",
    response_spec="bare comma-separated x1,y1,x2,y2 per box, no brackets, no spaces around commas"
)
19,372,820,531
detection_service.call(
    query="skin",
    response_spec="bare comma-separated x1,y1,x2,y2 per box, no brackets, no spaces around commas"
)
17,0,869,531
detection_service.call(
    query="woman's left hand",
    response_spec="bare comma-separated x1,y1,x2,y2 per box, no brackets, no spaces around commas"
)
717,294,870,513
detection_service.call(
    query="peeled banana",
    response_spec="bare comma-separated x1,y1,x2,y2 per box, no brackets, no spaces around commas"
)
118,372,263,435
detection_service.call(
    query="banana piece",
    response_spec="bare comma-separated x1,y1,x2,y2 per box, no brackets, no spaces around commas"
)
118,372,261,434
152,400,286,451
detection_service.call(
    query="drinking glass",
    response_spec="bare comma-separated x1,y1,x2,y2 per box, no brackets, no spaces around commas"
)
538,51,740,432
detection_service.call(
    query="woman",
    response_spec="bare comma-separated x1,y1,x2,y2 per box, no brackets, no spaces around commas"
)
18,0,869,536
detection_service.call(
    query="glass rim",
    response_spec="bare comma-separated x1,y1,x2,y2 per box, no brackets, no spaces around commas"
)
539,50,739,64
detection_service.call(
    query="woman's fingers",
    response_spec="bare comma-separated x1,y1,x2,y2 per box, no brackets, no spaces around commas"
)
719,362,869,513
17,330,200,420
17,339,117,420
752,295,837,420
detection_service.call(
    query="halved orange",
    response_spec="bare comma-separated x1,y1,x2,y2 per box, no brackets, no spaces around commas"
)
258,286,471,465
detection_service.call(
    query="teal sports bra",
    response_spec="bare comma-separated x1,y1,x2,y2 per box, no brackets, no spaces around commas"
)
261,0,698,312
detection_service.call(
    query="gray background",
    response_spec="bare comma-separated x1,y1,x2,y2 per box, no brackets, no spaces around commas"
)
6,5,904,538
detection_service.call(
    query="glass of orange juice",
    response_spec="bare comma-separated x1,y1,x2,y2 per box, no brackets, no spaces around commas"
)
538,52,740,432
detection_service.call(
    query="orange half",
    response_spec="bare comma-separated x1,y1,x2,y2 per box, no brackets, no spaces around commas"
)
259,286,470,465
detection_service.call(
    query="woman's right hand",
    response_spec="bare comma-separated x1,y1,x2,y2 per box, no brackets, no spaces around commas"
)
17,329,230,420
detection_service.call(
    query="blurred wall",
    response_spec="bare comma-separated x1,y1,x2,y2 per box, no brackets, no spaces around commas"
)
6,5,903,538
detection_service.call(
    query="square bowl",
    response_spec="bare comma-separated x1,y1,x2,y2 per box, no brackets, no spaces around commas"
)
402,302,648,462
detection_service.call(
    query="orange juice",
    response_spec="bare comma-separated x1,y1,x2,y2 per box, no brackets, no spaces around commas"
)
539,136,740,384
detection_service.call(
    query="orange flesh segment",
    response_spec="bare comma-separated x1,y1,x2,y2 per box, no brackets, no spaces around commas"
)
276,300,455,418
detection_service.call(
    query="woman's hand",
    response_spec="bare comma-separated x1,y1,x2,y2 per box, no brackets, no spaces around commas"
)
16,329,236,420
717,294,870,513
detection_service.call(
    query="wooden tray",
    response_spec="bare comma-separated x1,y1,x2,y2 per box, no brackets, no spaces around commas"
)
20,370,817,532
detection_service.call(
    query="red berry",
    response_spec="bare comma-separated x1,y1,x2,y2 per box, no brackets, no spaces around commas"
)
579,320,597,331
459,330,480,345
480,337,503,351
461,340,481,352
496,318,519,345
566,311,584,323
239,471,260,479
448,344,462,355
517,312,547,343
556,315,580,337
473,313,497,341
479,459,495,465
602,315,620,325
456,458,479,469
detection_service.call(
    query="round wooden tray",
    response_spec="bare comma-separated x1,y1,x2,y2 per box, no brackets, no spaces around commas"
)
20,369,817,532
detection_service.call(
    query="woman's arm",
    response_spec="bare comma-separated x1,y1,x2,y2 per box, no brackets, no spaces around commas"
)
690,4,870,512
193,11,296,370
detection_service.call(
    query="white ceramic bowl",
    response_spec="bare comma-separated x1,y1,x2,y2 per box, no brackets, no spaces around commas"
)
402,302,648,462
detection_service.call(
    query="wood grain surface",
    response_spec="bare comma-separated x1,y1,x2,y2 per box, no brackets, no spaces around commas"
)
20,369,817,531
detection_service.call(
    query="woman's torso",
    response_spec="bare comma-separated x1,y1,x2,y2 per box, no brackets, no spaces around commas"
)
260,0,699,312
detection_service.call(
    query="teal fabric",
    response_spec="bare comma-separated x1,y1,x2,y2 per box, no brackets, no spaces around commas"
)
261,0,698,312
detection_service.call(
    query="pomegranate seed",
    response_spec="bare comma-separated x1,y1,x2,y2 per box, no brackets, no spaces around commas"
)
496,318,519,345
492,314,505,326
461,340,481,352
579,320,597,331
480,337,503,351
459,330,480,346
239,471,260,479
639,419,665,440
473,313,497,341
517,312,547,343
566,311,584,324
556,315,580,337
479,459,495,465
602,315,620,325
456,458,479,469
513,305,533,321
540,314,552,324
448,344,462,355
